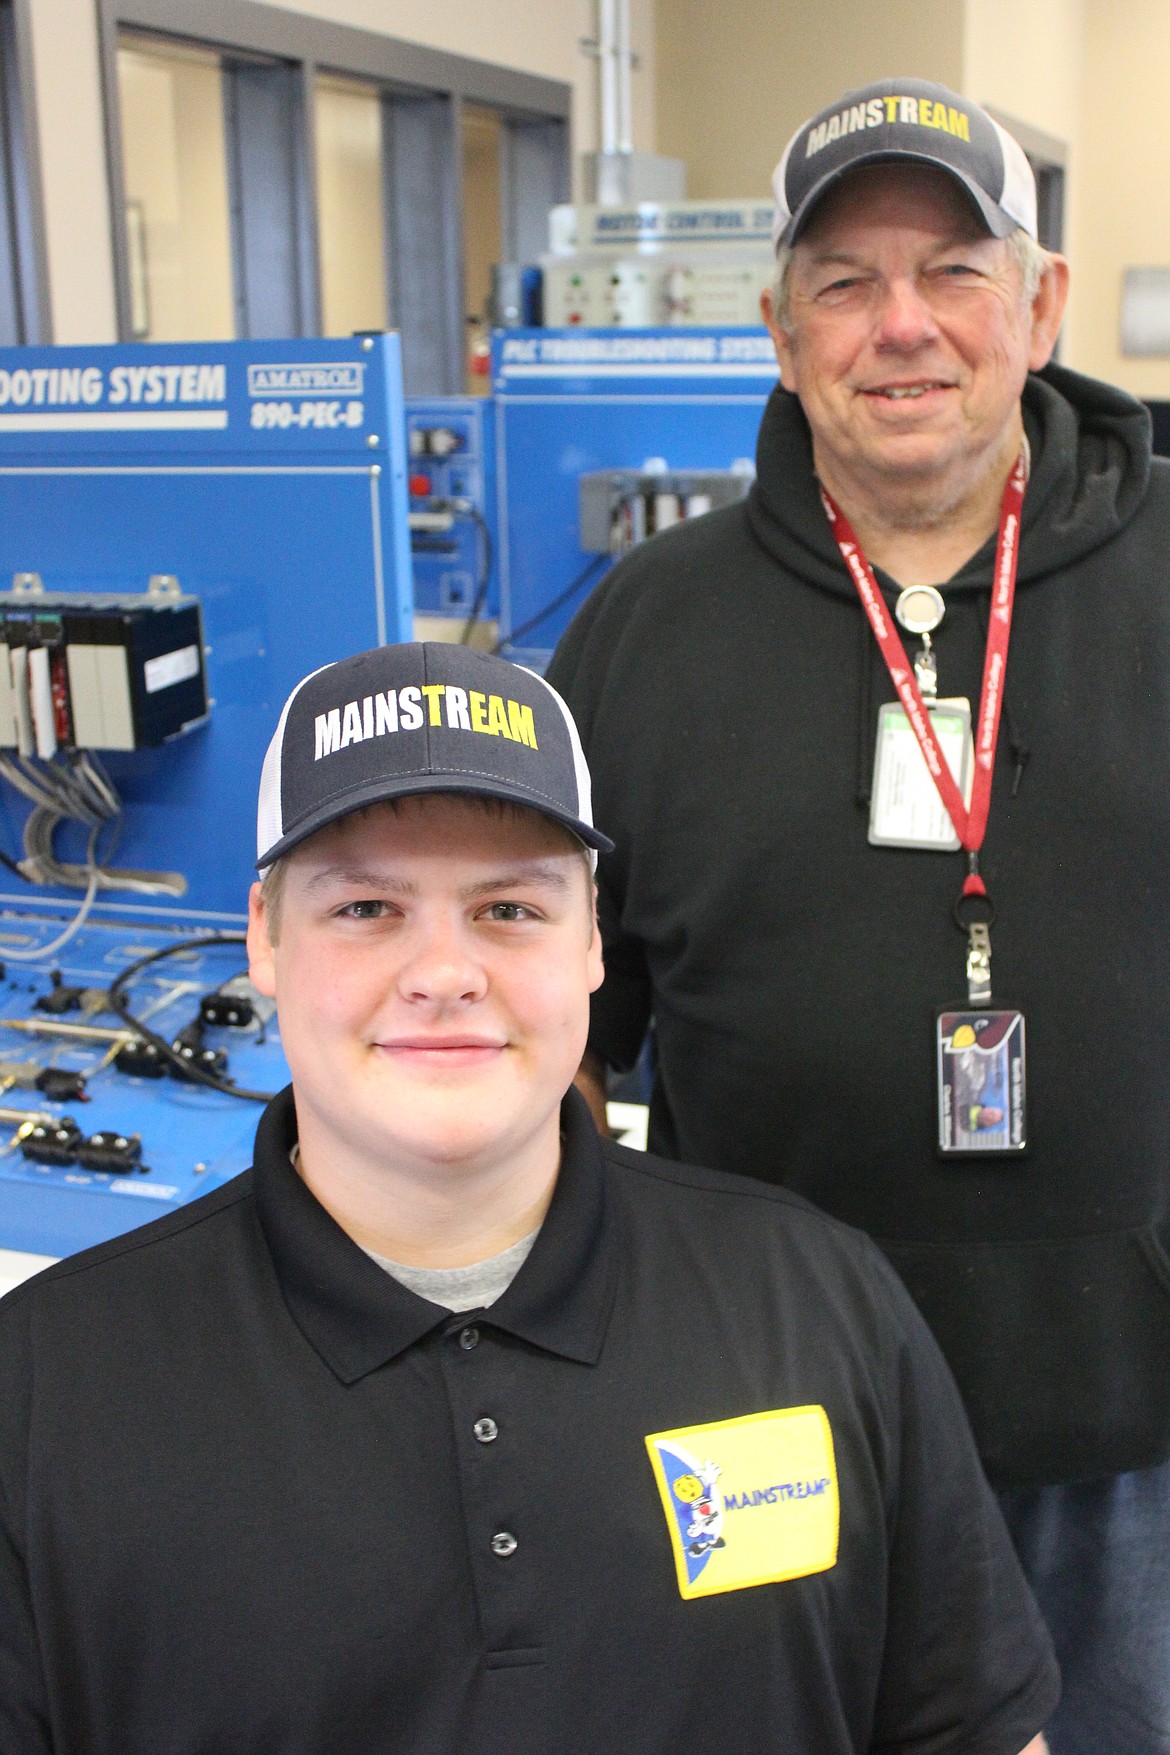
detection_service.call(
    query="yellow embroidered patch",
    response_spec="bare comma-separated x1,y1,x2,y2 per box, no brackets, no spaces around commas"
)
645,1406,839,1599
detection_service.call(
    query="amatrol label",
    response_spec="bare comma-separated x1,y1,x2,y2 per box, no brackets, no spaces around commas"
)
247,363,364,396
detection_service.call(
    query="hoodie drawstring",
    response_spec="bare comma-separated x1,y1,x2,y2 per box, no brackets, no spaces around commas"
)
975,593,1031,797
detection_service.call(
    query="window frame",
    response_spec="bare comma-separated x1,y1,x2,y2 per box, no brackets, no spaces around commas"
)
0,0,50,343
97,0,570,382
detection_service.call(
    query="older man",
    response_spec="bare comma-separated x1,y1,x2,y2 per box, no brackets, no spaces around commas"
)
549,78,1170,1755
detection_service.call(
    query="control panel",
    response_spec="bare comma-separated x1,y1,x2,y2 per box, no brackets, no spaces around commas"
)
406,399,498,634
0,913,289,1260
579,460,756,556
0,575,207,756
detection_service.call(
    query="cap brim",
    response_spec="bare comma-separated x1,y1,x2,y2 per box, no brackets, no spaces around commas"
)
256,771,614,869
781,150,1015,246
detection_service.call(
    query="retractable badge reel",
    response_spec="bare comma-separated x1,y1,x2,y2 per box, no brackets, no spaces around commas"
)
868,587,975,852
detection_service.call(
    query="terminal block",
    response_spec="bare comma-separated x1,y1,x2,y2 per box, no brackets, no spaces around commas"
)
0,575,208,755
578,464,755,556
76,1130,143,1173
20,1116,85,1166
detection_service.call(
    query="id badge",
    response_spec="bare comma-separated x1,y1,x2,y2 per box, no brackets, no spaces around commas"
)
936,1009,1027,1155
869,698,973,851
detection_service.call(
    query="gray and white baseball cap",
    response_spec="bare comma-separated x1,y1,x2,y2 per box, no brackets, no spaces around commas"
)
256,643,612,869
771,78,1037,250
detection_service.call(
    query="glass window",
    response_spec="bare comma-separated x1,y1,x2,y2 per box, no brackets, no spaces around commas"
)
116,35,235,341
461,103,502,395
314,73,387,338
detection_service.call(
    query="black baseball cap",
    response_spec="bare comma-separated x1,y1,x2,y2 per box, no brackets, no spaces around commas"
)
771,78,1037,249
256,643,613,869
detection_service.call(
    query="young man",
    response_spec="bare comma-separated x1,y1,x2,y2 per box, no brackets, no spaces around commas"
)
0,643,1055,1754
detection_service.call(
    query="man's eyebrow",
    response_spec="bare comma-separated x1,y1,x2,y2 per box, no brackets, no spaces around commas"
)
301,867,419,896
805,234,986,269
298,862,575,898
460,864,574,899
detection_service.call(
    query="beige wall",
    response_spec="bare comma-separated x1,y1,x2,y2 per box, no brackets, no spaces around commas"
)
1072,0,1170,395
655,0,1170,388
655,0,964,200
24,0,657,343
26,0,117,342
960,0,1086,363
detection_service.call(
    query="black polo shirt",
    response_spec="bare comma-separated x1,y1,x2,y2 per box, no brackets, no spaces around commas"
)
0,1088,1056,1755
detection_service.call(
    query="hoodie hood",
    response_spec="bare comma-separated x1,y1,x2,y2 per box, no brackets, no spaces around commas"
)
745,360,1153,599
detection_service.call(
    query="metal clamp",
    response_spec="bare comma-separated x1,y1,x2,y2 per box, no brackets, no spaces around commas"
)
965,922,992,1006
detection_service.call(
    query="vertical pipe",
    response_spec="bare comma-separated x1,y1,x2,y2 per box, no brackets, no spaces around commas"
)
598,0,618,156
616,0,633,155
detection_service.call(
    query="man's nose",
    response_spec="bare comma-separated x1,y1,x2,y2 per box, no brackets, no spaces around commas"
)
397,918,487,1005
873,277,942,349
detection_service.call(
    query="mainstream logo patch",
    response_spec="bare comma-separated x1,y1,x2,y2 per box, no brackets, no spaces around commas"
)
313,684,538,759
805,94,971,158
645,1406,838,1600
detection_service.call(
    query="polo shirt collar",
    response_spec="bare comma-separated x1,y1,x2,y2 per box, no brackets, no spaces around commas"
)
252,1086,617,1383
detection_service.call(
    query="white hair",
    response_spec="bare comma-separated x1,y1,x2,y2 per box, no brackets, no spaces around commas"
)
767,225,1051,332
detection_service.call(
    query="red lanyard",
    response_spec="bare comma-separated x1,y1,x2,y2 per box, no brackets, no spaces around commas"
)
820,447,1026,899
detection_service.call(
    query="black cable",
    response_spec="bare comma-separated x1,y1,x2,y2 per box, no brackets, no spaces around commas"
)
459,505,494,646
492,555,608,655
106,934,277,1103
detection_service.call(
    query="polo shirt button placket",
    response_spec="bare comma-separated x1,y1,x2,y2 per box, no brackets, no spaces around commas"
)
474,1417,499,1443
491,1531,518,1558
459,1325,480,1351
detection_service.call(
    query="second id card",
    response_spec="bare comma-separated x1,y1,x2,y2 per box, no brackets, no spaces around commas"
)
869,698,973,851
937,1009,1027,1155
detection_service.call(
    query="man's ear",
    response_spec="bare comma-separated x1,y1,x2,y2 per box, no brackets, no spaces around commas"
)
587,889,604,995
1027,253,1070,372
247,882,277,999
761,285,799,393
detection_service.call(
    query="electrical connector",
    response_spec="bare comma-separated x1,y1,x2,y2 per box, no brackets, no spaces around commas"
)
34,1067,88,1102
198,992,255,1029
114,1038,167,1078
75,1130,143,1173
20,1115,84,1165
170,1021,227,1079
33,969,85,1015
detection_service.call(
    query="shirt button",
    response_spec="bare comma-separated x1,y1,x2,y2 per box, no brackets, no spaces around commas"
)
491,1531,518,1558
474,1417,498,1444
458,1326,480,1351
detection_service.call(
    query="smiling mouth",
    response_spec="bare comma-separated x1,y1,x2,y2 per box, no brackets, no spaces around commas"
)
865,382,953,401
378,1038,505,1055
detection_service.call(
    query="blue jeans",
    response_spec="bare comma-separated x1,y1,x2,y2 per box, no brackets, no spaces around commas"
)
998,1458,1170,1755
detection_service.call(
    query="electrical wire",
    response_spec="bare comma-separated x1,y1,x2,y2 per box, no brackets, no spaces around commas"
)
458,505,495,646
0,750,185,895
106,935,277,1104
492,555,608,656
0,823,102,963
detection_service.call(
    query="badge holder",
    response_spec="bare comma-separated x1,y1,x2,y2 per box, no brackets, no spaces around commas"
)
936,874,1027,1156
869,586,974,852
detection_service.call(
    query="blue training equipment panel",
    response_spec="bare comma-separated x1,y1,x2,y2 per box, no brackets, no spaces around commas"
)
0,337,413,1266
490,327,778,665
405,397,498,626
0,337,412,923
0,917,289,1258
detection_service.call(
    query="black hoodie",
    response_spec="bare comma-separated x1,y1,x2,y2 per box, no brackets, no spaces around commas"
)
548,363,1170,1488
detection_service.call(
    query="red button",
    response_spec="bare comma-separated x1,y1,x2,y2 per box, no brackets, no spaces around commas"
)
409,473,432,498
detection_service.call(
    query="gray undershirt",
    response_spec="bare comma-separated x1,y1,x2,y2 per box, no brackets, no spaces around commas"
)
289,1146,538,1312
364,1231,539,1312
